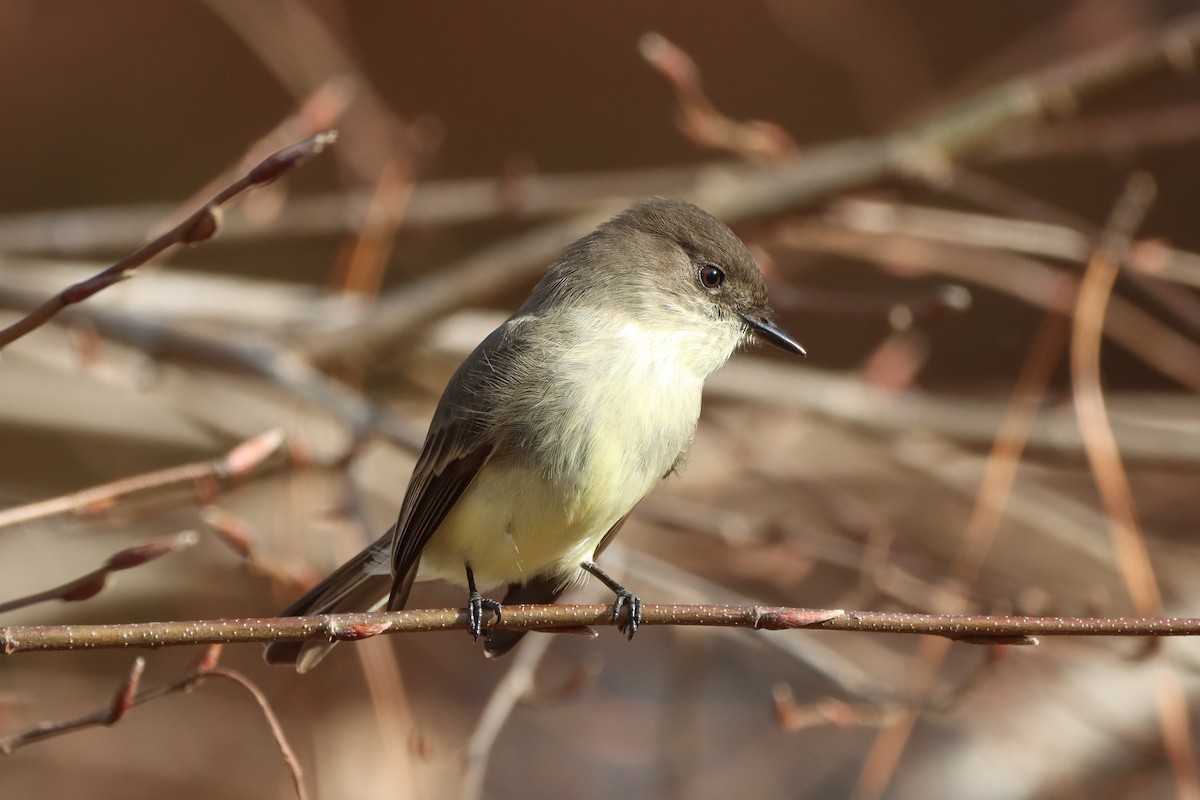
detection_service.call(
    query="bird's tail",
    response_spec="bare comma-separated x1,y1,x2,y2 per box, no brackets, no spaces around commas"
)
263,535,402,673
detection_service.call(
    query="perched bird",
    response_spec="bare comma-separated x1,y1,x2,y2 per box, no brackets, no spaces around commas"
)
265,197,804,671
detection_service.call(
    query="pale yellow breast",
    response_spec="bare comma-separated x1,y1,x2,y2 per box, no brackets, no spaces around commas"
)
416,309,739,590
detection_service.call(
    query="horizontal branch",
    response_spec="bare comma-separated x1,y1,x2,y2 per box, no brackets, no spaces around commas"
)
5,605,1200,654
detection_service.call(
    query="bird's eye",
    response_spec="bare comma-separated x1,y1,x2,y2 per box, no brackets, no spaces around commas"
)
698,263,725,289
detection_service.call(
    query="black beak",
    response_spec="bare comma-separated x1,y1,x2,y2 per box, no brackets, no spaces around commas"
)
740,313,806,356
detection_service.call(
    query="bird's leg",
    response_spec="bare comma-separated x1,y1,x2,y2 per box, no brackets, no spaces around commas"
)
464,563,502,641
581,561,642,640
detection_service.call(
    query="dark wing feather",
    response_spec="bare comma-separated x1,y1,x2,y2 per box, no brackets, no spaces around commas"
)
386,322,523,610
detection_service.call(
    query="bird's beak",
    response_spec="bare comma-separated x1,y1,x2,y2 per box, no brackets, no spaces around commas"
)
740,313,806,356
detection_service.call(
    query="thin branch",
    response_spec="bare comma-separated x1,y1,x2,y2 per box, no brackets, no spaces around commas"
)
7,100,1200,258
462,633,554,800
300,13,1200,370
0,131,337,350
856,282,1073,797
0,645,309,800
6,605,1200,654
639,32,796,161
203,668,310,800
0,531,198,613
0,655,148,752
827,198,1200,291
1070,172,1162,616
775,221,1200,392
0,429,286,531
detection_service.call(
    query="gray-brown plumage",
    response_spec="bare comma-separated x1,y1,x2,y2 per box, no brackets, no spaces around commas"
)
265,197,803,671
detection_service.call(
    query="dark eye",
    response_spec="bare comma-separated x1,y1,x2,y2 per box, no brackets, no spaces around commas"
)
698,263,725,289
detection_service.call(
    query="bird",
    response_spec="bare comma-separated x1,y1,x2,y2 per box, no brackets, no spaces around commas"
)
264,197,805,672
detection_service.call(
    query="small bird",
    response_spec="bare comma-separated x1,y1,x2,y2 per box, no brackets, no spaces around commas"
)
265,197,804,671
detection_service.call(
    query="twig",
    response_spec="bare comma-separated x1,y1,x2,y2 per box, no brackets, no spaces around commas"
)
827,198,1200,291
0,655,148,752
0,645,309,800
1070,172,1162,616
462,633,554,800
711,358,1200,463
203,667,310,800
299,14,1200,369
0,531,198,614
856,279,1074,797
775,221,1200,392
7,99,1200,258
0,132,337,350
639,32,795,161
5,605,1200,654
0,429,286,531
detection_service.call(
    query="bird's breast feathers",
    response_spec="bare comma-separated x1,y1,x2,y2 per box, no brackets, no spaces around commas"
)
417,308,739,588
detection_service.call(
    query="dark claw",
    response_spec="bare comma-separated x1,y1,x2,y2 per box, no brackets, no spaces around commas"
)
581,561,643,642
612,589,642,640
468,590,503,641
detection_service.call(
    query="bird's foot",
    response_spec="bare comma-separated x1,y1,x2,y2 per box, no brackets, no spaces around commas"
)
581,560,642,641
612,588,642,640
467,590,503,641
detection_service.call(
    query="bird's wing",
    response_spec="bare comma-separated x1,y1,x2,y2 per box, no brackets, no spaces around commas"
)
386,322,521,609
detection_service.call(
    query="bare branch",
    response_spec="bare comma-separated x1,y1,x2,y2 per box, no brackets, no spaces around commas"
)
3,605,1200,655
0,429,286,531
0,531,199,613
1070,172,1162,616
0,132,337,350
639,32,796,161
301,13,1200,370
0,645,309,800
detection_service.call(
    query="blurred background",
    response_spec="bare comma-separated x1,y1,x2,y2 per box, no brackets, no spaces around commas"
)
2,2,1200,798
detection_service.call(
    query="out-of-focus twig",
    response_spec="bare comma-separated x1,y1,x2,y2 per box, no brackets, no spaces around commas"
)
775,221,1200,392
0,429,286,531
0,283,425,448
827,198,1200,290
1068,171,1200,800
0,132,336,350
639,32,796,161
0,531,198,614
856,278,1074,798
774,684,906,732
8,100,1200,257
0,645,308,800
991,101,1200,162
711,358,1200,463
1070,172,1161,616
302,13,1200,370
462,633,554,800
202,506,318,596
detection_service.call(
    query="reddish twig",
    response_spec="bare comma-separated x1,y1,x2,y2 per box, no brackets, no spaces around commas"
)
203,667,309,800
0,429,286,531
639,32,795,161
1069,173,1162,616
0,656,148,753
1067,173,1198,797
0,645,309,800
0,132,337,350
856,277,1075,797
202,506,319,598
0,531,198,614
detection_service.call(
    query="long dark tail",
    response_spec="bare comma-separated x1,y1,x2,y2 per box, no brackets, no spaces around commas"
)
264,534,406,672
